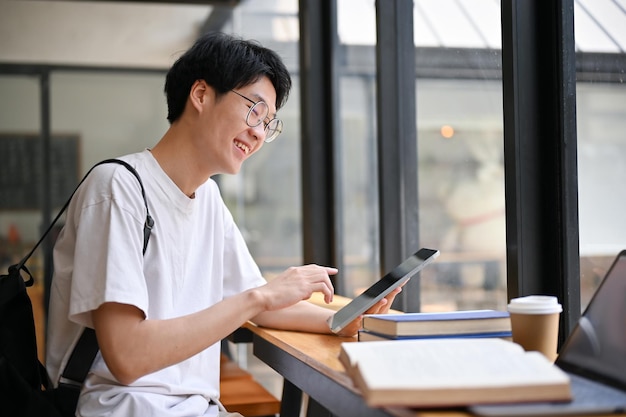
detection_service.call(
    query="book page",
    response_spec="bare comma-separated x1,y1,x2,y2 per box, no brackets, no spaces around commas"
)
341,338,570,390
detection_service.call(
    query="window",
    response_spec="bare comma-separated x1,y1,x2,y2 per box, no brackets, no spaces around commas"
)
574,0,626,309
335,0,507,311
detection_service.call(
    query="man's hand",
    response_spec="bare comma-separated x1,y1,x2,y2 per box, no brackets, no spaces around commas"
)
332,286,403,337
258,264,338,311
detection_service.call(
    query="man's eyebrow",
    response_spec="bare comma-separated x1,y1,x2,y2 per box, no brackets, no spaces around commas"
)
249,92,265,102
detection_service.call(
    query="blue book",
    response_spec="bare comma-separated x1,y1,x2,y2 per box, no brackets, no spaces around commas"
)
358,328,512,342
361,310,511,337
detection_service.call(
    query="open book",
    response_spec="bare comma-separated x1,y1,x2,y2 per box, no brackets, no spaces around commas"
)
339,338,572,408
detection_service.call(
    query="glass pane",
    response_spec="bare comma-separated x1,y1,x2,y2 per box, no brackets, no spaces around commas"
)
415,0,506,312
0,74,46,361
0,75,42,258
417,79,505,311
575,0,626,310
50,72,166,172
339,74,380,298
220,0,302,278
337,0,381,298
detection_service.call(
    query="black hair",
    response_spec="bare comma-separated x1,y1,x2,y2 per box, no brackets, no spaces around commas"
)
164,32,292,124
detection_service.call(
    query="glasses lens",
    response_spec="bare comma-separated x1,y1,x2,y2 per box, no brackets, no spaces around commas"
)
264,119,283,143
246,101,269,128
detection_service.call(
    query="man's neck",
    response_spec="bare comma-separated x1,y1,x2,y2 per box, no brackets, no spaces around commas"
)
150,128,210,198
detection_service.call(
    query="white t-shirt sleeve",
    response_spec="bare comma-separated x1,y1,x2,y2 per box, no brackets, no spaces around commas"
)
67,165,150,328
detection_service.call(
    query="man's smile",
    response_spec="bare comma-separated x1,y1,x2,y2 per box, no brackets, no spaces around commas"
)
234,139,251,155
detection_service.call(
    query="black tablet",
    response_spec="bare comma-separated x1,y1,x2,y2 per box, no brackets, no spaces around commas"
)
327,248,440,334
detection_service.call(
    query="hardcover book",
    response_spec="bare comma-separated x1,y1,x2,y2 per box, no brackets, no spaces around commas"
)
361,309,511,337
338,338,572,408
357,329,512,342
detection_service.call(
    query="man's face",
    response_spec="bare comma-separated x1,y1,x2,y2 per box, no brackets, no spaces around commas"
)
198,76,278,176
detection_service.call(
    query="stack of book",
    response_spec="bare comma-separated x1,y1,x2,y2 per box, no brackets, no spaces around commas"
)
358,309,512,341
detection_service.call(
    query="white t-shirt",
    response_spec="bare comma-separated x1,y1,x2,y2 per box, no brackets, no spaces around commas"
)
46,150,266,417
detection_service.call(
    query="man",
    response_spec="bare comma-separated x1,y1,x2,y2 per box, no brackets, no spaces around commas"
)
46,32,399,417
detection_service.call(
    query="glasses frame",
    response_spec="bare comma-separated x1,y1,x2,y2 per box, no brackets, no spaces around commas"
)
230,90,283,143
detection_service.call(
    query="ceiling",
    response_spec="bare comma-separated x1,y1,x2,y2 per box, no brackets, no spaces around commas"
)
0,0,624,71
0,1,218,69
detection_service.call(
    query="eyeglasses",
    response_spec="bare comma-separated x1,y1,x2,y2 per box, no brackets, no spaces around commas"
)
230,90,283,143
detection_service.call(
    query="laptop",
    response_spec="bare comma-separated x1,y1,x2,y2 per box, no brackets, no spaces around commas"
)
471,249,626,416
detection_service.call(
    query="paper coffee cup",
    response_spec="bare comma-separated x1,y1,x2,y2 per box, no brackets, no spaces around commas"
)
507,295,562,362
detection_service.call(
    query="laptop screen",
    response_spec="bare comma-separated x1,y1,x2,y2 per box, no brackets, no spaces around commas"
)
556,250,626,390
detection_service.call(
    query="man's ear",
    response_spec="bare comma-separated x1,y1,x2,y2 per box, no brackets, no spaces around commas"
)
189,80,211,113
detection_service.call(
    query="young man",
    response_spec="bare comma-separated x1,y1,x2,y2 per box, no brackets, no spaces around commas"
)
46,32,400,417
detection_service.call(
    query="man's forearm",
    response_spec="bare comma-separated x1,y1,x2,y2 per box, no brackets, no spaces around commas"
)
251,300,335,334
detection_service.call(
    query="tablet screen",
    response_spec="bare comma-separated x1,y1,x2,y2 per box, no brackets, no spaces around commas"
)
328,248,440,333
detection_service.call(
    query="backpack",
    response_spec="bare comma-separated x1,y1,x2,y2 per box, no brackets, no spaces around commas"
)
0,159,153,417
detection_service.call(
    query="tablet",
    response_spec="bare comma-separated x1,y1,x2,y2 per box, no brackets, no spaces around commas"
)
327,248,440,334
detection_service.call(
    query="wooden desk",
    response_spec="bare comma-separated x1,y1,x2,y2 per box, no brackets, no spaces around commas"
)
239,294,626,417
243,322,468,417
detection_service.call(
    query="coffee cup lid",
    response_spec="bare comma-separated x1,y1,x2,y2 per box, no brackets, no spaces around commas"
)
507,295,563,314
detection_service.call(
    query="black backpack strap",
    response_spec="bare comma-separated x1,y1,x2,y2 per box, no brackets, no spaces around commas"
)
59,328,98,387
56,159,154,387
